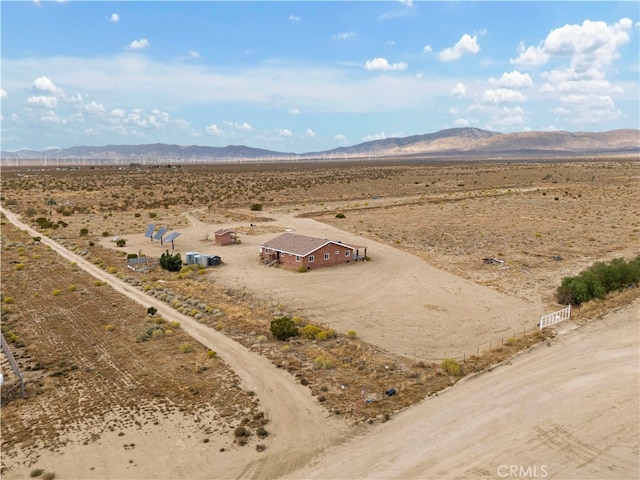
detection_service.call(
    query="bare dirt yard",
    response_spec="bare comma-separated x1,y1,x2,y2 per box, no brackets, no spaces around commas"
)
1,159,638,479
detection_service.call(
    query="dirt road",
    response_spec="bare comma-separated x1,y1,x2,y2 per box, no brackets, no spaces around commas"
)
1,206,349,479
283,299,640,479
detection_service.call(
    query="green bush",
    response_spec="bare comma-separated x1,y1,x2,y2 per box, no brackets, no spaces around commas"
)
556,255,640,305
270,316,298,341
159,250,182,272
300,324,322,340
250,203,263,211
346,329,357,338
116,238,126,247
335,212,345,218
440,358,461,376
79,228,89,236
179,343,194,353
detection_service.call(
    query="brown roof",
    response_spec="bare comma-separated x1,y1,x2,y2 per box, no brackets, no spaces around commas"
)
214,229,234,235
261,233,360,257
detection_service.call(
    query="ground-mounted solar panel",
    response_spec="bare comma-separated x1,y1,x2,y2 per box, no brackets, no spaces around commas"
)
164,232,180,243
153,227,168,240
144,224,156,238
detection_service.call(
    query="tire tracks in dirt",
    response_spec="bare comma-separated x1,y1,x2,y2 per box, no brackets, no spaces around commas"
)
1,206,349,479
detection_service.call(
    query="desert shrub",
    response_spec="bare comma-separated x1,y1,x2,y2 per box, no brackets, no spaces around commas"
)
104,324,115,332
256,426,269,438
136,325,164,343
207,350,217,358
346,329,357,338
148,212,158,218
234,426,249,438
335,212,345,218
147,306,157,316
116,238,126,247
107,267,118,274
42,473,55,480
151,329,165,340
440,358,461,376
169,321,181,329
79,228,89,236
270,316,298,341
102,231,110,237
256,443,266,452
67,285,77,292
556,255,640,305
313,355,334,369
93,280,106,286
297,266,307,273
250,203,262,211
179,343,194,353
14,263,25,271
316,331,329,341
292,316,303,326
300,324,322,340
160,250,182,272
127,253,138,259
504,337,515,346
30,469,44,478
3,297,14,304
52,289,63,296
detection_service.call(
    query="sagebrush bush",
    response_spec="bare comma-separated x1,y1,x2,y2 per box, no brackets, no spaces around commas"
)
300,324,323,339
346,329,357,338
67,285,77,292
179,343,194,353
52,289,63,296
440,358,461,376
207,350,217,358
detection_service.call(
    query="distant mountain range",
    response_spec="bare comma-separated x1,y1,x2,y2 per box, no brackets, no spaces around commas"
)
2,128,639,163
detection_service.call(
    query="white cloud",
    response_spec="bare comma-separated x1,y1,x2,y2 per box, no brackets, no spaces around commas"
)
83,100,106,114
0,88,7,100
423,45,432,54
206,124,224,135
304,128,316,138
398,0,414,6
511,18,632,69
109,13,120,23
279,129,292,137
386,40,396,46
451,82,467,97
27,95,58,108
333,32,355,40
289,108,300,115
489,71,533,89
129,38,150,50
364,57,408,71
289,15,301,22
334,134,347,142
486,106,527,130
510,42,549,66
40,110,61,124
33,76,62,95
539,67,622,94
482,89,526,104
110,108,126,118
362,132,386,142
555,93,621,124
189,50,200,59
438,34,480,62
225,121,254,131
454,118,471,127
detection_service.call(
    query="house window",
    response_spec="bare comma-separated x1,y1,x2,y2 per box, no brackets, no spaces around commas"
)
309,255,315,263
324,253,330,260
345,251,350,257
296,255,300,262
335,250,340,255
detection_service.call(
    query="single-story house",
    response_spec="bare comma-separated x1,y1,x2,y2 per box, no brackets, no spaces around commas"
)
214,229,237,246
260,232,366,270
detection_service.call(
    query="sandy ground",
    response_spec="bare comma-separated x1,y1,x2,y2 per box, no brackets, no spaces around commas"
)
112,207,543,362
3,199,638,480
1,206,349,480
285,298,640,480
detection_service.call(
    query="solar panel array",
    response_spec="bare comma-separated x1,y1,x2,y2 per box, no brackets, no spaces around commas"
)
144,223,156,238
164,232,181,243
153,227,168,240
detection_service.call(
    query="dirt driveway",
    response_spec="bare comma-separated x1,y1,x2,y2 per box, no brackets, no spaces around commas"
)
117,207,542,361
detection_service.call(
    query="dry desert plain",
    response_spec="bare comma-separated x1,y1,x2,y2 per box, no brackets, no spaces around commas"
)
1,159,639,480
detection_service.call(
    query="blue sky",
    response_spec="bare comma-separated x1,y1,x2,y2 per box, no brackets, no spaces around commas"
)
1,1,639,153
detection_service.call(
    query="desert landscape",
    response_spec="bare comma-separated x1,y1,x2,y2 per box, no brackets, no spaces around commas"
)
1,158,639,479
